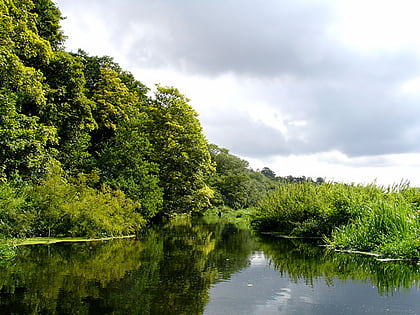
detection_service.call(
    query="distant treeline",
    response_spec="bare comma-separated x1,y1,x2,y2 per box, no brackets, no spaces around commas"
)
259,167,325,184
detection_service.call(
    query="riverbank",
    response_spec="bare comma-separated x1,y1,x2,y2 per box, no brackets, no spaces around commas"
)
252,181,420,261
0,235,137,263
15,235,136,246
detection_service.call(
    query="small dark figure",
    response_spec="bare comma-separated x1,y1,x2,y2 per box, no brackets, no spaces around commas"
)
218,210,222,218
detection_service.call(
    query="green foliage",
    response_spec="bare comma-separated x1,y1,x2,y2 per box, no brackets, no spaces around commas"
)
0,239,16,264
0,168,146,239
0,179,33,238
253,182,348,236
32,0,65,49
147,86,215,215
28,168,145,237
329,196,420,259
253,182,420,259
97,111,163,219
0,93,57,180
208,144,277,209
39,50,96,173
91,68,137,131
0,0,52,106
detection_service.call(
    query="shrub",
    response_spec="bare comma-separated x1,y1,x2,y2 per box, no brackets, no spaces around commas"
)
28,170,146,237
0,180,34,238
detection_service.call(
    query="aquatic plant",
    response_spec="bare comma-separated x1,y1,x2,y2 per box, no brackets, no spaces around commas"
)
328,198,420,259
252,182,420,260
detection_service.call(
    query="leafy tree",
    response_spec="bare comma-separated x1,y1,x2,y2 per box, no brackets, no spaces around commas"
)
208,144,276,209
260,167,276,180
0,90,57,180
32,0,65,49
0,0,52,108
75,51,149,101
39,51,96,173
147,86,214,215
97,110,163,219
0,0,58,180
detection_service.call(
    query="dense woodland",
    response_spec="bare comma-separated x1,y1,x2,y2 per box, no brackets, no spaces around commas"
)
2,0,419,261
0,0,285,239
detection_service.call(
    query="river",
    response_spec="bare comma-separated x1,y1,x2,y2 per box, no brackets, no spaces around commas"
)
0,217,419,314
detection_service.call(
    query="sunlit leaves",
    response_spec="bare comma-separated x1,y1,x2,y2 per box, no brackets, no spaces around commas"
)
148,86,215,214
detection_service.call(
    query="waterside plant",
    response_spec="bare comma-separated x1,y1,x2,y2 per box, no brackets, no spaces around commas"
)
252,181,420,260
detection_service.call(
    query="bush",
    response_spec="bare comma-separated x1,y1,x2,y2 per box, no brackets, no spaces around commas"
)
28,170,146,237
0,180,34,238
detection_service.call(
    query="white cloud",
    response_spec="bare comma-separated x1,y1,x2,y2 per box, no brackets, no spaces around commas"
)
56,0,420,186
331,0,420,54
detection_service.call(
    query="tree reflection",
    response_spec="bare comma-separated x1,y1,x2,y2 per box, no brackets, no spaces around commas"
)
0,218,253,314
0,219,418,314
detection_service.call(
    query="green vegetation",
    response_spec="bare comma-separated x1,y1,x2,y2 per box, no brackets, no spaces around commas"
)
0,239,16,265
207,144,277,210
252,181,420,260
1,0,418,264
0,0,217,251
0,218,254,314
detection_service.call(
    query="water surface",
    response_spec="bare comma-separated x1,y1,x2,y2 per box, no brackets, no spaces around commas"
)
0,217,419,314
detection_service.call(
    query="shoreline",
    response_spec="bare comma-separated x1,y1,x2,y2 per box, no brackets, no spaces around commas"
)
15,235,136,246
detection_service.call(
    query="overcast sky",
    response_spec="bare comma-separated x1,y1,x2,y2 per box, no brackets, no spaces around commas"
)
56,0,420,186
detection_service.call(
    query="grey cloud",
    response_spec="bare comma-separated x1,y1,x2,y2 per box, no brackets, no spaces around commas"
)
94,0,338,77
203,110,289,157
59,0,420,159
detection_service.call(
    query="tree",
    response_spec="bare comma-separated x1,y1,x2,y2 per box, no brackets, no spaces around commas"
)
39,51,96,173
97,110,163,219
0,93,57,179
0,0,52,107
32,0,65,49
260,167,276,180
87,67,139,160
147,86,214,214
0,0,57,180
207,144,276,209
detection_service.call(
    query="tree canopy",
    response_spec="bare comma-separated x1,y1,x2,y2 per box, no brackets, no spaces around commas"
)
0,0,282,239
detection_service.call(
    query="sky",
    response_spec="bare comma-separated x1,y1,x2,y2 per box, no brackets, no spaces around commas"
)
55,0,420,186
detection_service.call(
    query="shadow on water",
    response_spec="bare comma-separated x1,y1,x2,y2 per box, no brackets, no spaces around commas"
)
0,217,418,314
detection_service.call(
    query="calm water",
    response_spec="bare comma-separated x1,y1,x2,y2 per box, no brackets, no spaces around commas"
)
0,217,419,314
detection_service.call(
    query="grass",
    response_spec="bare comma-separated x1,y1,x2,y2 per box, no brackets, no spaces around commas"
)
203,206,257,227
252,181,420,260
327,199,420,260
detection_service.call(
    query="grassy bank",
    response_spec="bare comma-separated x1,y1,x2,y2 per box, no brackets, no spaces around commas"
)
204,206,257,226
252,181,420,260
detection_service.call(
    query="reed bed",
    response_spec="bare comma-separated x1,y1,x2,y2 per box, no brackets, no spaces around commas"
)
252,181,420,260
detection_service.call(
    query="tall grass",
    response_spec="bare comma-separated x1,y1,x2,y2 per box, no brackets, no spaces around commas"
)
252,181,420,260
329,199,419,259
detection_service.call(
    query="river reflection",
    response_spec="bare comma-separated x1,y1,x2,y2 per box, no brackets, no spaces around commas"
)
0,217,419,314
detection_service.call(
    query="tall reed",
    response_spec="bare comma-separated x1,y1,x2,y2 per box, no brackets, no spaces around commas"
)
252,181,420,259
